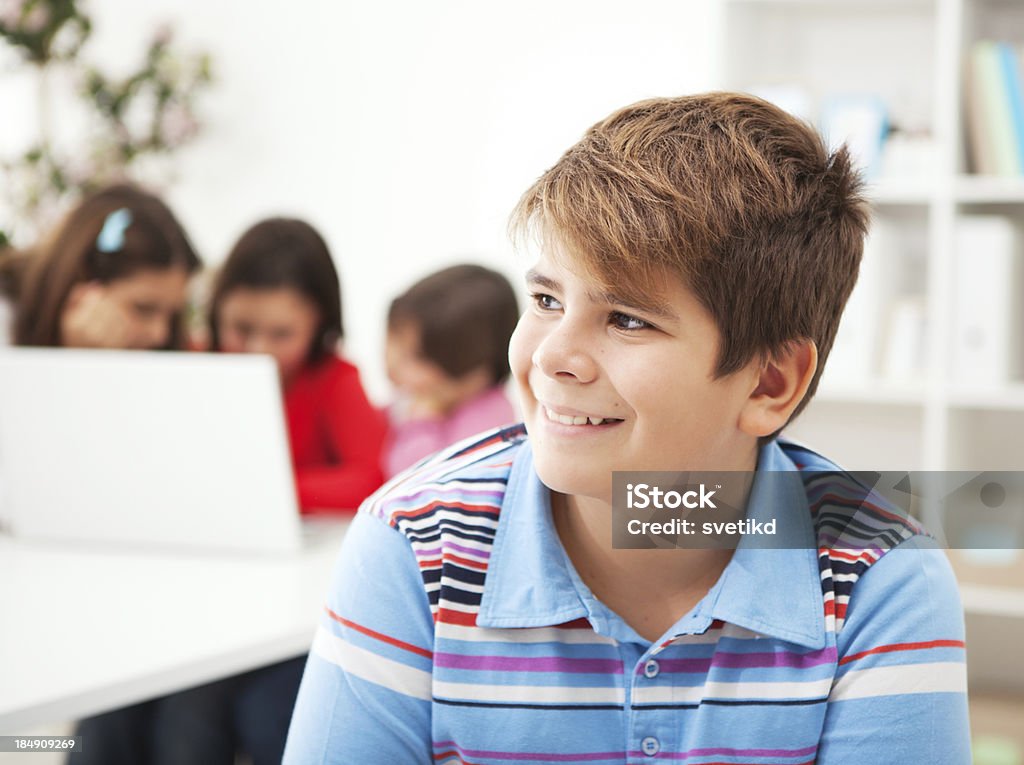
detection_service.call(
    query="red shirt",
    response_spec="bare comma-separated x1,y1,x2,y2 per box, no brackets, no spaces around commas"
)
283,354,386,515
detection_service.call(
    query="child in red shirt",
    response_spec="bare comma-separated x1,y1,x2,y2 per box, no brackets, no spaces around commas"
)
208,217,386,513
181,217,388,764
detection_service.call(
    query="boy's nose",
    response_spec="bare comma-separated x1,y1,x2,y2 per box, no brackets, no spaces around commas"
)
532,321,597,384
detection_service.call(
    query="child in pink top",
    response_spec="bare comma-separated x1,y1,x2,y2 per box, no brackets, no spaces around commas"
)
384,264,519,477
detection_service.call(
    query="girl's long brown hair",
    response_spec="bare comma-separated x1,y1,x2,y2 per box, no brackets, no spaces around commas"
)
13,183,201,348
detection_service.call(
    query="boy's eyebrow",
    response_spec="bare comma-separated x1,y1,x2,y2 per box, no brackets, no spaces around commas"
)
602,290,679,322
525,268,679,322
524,268,560,293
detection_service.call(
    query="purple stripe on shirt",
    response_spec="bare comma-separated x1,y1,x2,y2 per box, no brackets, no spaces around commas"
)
392,485,508,507
652,648,837,673
414,542,492,560
626,744,818,759
433,743,626,762
435,653,624,674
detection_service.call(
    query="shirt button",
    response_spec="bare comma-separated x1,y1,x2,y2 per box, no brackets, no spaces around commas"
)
641,736,660,756
643,659,660,679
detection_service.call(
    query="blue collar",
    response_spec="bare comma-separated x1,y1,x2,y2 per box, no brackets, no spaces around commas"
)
477,440,825,650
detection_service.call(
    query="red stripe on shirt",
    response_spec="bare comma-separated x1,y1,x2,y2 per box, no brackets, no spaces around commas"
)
823,547,877,564
392,499,501,522
814,491,914,527
325,607,434,659
838,639,966,666
436,607,478,627
417,553,490,572
432,750,485,765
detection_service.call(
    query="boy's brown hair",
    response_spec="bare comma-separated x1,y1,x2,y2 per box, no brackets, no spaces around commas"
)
388,264,519,385
510,92,869,425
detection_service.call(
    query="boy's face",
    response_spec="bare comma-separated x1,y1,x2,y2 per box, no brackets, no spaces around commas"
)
508,250,760,504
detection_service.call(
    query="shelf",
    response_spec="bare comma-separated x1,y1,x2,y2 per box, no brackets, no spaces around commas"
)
812,383,1024,412
868,175,1024,204
955,176,1024,203
961,583,1024,619
947,384,1024,410
814,379,927,406
723,0,933,8
866,178,933,205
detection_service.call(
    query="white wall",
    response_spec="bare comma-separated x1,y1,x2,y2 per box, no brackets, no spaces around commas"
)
1,0,714,397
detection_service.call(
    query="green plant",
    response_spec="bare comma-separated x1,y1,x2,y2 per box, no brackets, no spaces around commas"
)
0,0,212,246
0,0,91,64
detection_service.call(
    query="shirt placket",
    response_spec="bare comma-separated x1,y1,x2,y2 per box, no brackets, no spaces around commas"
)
624,638,678,763
625,614,716,763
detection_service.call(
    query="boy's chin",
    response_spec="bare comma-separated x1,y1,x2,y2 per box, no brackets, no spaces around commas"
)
534,458,613,507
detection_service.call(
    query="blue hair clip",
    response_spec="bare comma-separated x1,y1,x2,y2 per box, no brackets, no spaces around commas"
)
96,208,133,253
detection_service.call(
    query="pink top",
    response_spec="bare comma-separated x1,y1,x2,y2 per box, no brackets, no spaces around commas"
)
384,385,516,478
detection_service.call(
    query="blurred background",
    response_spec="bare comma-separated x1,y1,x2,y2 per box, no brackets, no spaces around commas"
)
2,0,1023,762
0,0,716,398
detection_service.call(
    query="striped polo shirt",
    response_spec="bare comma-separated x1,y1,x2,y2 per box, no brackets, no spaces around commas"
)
284,425,970,764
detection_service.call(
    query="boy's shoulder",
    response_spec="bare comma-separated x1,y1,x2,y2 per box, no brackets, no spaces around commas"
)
358,423,527,617
778,438,933,631
778,437,927,549
363,423,527,531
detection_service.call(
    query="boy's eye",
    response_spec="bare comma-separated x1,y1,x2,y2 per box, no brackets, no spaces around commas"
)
610,311,651,331
532,293,562,311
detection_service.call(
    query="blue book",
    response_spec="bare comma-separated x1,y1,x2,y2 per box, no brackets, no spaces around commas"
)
996,41,1024,174
973,41,1019,176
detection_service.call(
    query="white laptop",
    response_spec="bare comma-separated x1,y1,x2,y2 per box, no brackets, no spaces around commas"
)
0,348,339,555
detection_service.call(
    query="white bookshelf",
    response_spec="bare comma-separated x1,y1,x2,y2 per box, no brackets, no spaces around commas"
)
717,0,1024,473
716,0,1024,645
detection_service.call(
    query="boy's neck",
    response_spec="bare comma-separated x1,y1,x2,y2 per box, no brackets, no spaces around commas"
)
550,450,758,643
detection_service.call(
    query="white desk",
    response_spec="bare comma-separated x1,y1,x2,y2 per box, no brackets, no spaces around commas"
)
0,521,348,734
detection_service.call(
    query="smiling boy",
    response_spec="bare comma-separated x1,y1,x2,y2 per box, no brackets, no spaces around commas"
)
284,93,970,764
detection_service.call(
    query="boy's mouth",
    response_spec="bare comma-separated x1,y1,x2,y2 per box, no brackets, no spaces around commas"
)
542,405,624,427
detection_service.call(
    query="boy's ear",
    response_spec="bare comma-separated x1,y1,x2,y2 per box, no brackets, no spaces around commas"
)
738,340,818,438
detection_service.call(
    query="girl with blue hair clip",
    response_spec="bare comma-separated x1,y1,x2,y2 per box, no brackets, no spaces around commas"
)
13,183,201,349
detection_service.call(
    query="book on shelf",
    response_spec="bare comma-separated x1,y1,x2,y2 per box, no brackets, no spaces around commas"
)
1001,42,1024,174
965,40,1024,177
952,216,1022,384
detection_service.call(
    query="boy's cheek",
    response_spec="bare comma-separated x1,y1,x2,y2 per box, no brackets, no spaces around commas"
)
509,311,549,365
506,320,534,381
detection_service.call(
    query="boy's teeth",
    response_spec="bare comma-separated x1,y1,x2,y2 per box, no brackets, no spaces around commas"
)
545,408,608,426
